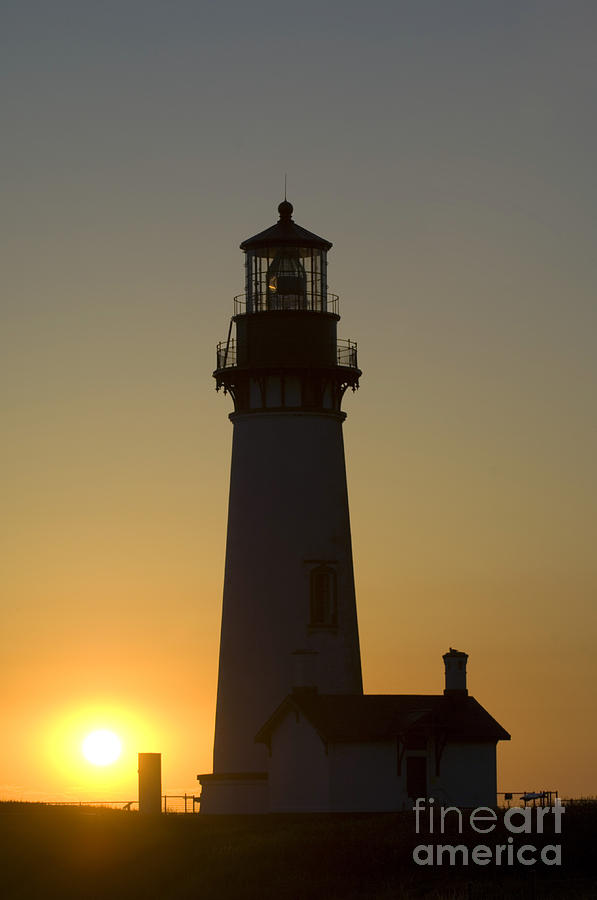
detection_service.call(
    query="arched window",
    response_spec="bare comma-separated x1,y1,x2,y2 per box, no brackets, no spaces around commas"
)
309,565,337,627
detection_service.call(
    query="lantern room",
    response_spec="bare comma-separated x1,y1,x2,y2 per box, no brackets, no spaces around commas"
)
214,199,361,411
240,200,332,313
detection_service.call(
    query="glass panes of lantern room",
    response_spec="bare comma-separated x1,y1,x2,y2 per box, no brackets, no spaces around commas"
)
245,246,328,312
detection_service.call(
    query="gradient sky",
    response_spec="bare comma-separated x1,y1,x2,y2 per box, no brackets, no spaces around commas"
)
2,0,596,801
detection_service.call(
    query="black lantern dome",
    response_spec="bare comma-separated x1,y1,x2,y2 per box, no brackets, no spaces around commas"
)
240,201,332,313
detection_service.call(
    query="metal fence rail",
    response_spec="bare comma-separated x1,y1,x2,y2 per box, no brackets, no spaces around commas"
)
162,794,201,813
46,793,201,813
47,800,137,810
234,292,340,316
337,339,358,368
497,790,559,808
216,338,237,369
216,338,358,370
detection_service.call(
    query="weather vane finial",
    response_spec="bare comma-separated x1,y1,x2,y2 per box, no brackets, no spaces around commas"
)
284,172,287,201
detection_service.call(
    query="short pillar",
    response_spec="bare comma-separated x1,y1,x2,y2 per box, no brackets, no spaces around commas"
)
138,752,162,814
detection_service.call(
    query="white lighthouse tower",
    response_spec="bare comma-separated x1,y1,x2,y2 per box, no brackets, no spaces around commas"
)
199,200,363,814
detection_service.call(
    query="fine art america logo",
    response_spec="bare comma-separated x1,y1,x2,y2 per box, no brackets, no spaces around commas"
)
412,798,564,866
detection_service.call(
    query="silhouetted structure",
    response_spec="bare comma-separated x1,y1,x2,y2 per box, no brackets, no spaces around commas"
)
255,649,509,811
198,203,509,814
199,201,362,814
138,753,161,814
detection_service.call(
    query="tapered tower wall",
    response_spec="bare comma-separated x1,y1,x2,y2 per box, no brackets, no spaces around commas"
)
213,410,362,774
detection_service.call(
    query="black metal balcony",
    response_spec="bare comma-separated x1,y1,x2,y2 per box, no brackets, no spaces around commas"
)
216,339,237,369
215,337,358,371
337,339,358,368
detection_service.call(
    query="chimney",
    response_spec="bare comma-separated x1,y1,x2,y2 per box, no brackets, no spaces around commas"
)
291,649,319,694
443,648,468,696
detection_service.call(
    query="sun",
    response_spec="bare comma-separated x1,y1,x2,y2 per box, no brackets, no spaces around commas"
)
82,729,122,766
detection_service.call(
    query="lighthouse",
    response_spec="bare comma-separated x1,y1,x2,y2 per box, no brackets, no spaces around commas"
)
199,200,363,814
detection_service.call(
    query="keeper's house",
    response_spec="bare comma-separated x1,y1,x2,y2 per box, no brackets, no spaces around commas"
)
255,649,510,812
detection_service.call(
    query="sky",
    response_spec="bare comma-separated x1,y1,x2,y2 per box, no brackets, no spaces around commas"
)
2,0,596,801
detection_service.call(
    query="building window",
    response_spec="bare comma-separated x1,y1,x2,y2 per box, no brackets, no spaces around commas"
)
309,565,337,627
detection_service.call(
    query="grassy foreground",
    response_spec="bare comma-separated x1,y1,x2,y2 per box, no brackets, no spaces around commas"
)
0,801,595,899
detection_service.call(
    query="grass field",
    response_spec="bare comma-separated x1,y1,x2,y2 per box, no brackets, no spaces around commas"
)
1,800,595,898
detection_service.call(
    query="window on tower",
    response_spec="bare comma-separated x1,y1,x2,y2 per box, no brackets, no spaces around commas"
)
309,565,338,628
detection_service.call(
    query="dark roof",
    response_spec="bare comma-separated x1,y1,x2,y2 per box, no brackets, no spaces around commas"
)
240,200,332,252
255,693,510,745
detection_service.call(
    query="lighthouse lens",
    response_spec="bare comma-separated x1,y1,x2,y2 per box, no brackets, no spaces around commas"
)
267,251,306,308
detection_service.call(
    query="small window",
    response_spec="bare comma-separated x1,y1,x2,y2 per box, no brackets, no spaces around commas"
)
309,565,337,627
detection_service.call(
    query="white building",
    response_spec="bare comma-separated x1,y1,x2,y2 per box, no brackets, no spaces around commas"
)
198,203,510,813
255,649,510,812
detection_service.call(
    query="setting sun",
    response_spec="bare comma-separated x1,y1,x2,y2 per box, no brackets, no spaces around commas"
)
82,730,122,766
42,703,160,798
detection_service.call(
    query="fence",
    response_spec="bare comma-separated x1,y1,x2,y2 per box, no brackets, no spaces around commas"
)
497,791,559,808
162,794,201,813
46,793,201,813
46,793,565,813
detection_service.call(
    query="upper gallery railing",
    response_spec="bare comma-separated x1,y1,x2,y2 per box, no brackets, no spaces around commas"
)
233,292,339,316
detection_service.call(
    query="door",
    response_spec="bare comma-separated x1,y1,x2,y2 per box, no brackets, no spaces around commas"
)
406,756,427,799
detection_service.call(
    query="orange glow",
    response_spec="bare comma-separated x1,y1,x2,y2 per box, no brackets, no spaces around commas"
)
2,3,596,804
34,704,163,801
